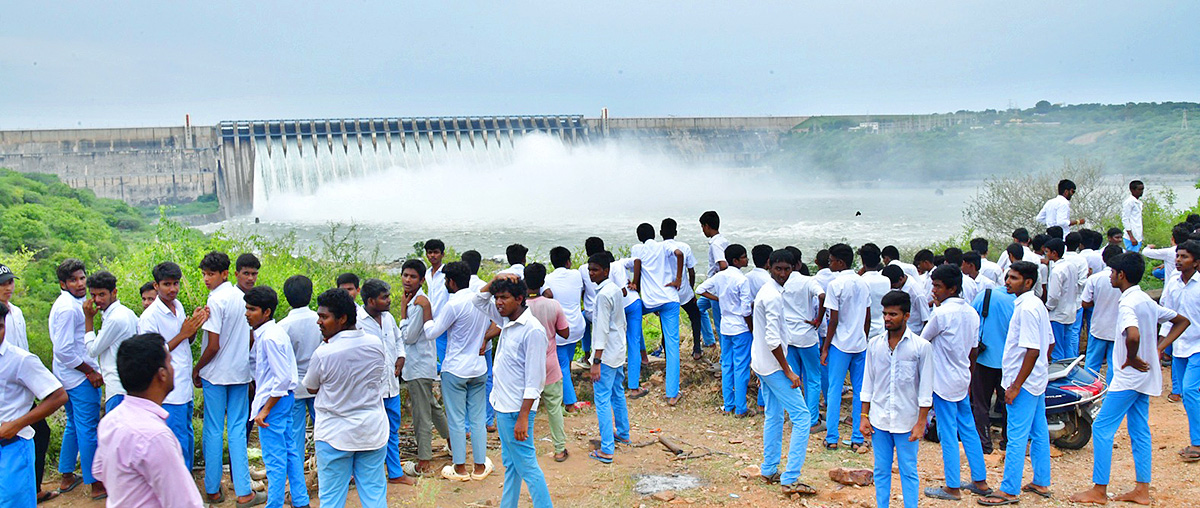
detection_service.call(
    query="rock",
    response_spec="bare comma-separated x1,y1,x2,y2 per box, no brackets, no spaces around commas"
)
668,498,688,504
829,467,874,486
739,466,760,479
1049,446,1064,458
742,486,749,492
651,491,677,502
728,437,744,444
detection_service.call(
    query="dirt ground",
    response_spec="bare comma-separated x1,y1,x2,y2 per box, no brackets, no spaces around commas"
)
40,353,1200,507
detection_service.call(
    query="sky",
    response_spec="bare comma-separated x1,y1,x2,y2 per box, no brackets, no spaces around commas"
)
2,1,1197,129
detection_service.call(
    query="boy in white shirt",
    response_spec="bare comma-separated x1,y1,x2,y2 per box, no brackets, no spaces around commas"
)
860,246,891,341
245,286,308,508
746,244,773,298
920,266,991,501
1080,246,1123,385
543,247,586,412
1164,241,1200,461
359,279,415,486
1146,224,1191,399
882,265,929,335
579,237,606,357
1122,180,1145,252
1035,178,1083,237
277,275,322,469
753,250,816,496
497,244,528,280
820,243,871,450
697,244,754,416
781,254,826,432
396,260,449,476
697,211,729,349
859,290,932,508
458,250,494,429
971,238,1004,286
1070,251,1189,506
587,253,631,463
82,271,139,413
631,223,685,405
424,240,449,368
659,220,704,361
1043,238,1082,361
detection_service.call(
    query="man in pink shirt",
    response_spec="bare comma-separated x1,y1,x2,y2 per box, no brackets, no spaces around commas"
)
94,333,205,507
522,264,571,462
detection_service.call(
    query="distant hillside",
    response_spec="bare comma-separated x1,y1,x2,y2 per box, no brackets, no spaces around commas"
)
772,102,1200,181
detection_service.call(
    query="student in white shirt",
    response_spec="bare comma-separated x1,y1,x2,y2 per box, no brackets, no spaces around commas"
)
1069,252,1189,506
359,279,415,486
782,255,826,433
424,240,450,370
1164,241,1200,462
882,266,929,335
659,220,705,361
586,253,631,464
304,288,389,508
1030,234,1052,299
1145,224,1195,398
745,244,774,412
630,223,686,405
1035,178,1084,237
276,275,322,471
244,286,307,508
753,250,817,496
497,243,528,280
1079,230,1107,277
997,229,1037,275
395,260,449,476
1080,246,1123,385
812,249,837,401
859,291,932,508
1043,238,1083,362
920,266,991,501
138,282,157,311
579,237,606,357
980,261,1054,505
697,244,754,417
881,245,921,282
82,271,139,413
860,246,891,341
962,252,998,303
1122,180,1145,252
1062,232,1092,349
194,251,255,505
970,238,1004,286
543,247,587,412
49,258,105,499
459,250,495,429
820,243,871,451
697,211,729,348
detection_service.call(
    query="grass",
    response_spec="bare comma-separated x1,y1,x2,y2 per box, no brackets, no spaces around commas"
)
138,193,220,218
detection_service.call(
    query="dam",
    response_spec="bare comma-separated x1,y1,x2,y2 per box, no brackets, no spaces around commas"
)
0,114,807,218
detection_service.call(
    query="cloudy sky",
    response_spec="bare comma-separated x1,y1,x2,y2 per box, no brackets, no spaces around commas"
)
2,1,1195,129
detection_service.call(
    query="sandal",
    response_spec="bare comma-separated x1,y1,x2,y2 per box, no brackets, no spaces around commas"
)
761,472,781,484
977,495,1020,506
36,491,60,504
471,457,494,481
628,388,649,399
401,461,422,477
1021,484,1052,499
588,450,613,464
924,487,962,501
1181,449,1200,462
965,484,995,497
57,477,83,494
850,442,869,454
781,482,817,496
554,449,570,462
824,442,838,450
1169,394,1182,403
441,465,472,482
205,489,226,504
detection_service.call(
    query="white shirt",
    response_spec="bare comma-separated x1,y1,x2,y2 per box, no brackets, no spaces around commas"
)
4,303,27,352
138,297,194,405
997,245,1040,275
696,266,752,336
1063,251,1092,288
860,330,933,434
813,268,837,337
423,290,490,379
706,233,730,278
960,274,980,305
1081,269,1121,342
633,240,681,309
612,258,641,308
359,310,406,398
1003,291,1055,396
1080,249,1105,277
578,266,598,320
303,329,388,451
746,268,772,301
889,260,921,282
85,300,139,401
979,258,1003,286
1144,246,1178,291
1036,194,1071,236
0,339,63,439
1110,286,1177,396
751,280,787,376
199,282,253,385
920,297,979,402
1122,195,1144,243
825,271,871,354
781,272,824,348
497,264,525,280
250,320,299,419
1162,272,1200,358
426,264,448,316
899,277,930,334
278,307,322,400
544,266,586,344
661,239,698,303
398,289,437,381
476,302,548,413
49,290,94,391
590,280,627,368
863,271,890,339
1046,258,1082,324
469,274,486,292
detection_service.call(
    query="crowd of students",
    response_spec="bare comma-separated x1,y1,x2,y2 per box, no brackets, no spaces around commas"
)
3,179,1200,507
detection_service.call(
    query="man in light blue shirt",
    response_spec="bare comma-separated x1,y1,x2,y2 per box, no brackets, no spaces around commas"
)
970,277,1016,455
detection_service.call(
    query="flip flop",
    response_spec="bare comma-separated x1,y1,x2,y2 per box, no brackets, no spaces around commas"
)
1021,485,1052,499
36,491,60,504
628,388,649,399
91,493,109,502
57,477,83,494
824,442,838,450
977,495,1020,506
616,437,632,446
205,489,226,504
781,482,817,496
554,449,570,462
588,450,613,464
924,487,962,501
965,484,995,497
761,472,781,484
1181,449,1200,462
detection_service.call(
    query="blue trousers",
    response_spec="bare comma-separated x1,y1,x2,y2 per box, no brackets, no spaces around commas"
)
720,331,753,414
787,344,823,427
0,437,34,508
642,301,681,398
261,393,308,508
696,296,721,347
436,331,448,371
625,299,645,390
825,346,865,445
1065,308,1084,357
594,365,631,455
582,316,593,357
873,429,920,508
290,397,315,466
1085,335,1115,386
556,342,580,406
202,381,252,496
485,348,495,426
164,401,195,469
759,371,811,485
59,383,101,484
104,394,124,413
495,411,553,508
383,395,406,480
932,394,987,488
1050,320,1078,362
315,442,385,508
1181,353,1200,446
1123,238,1143,252
441,371,488,465
1092,390,1151,485
1173,352,1186,396
1000,388,1051,496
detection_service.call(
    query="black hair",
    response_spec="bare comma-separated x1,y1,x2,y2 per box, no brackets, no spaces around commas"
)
401,259,427,279
913,249,934,265
1043,237,1066,257
859,244,881,269
86,271,118,292
829,243,854,267
1173,223,1193,245
1106,227,1123,239
969,238,988,255
151,262,183,283
1058,179,1076,195
199,251,229,273
1065,232,1082,251
235,253,260,272
767,249,795,267
1178,240,1200,260
56,258,86,283
0,302,7,321
784,246,802,264
636,223,656,243
549,247,571,269
1032,234,1050,252
815,249,830,269
525,263,548,291
283,275,313,308
316,288,357,327
491,277,527,303
1012,228,1030,244
1107,252,1145,285
962,251,982,270
460,250,481,274
881,245,900,261
360,279,390,303
442,261,471,290
1010,260,1039,282
943,247,963,267
1129,180,1143,191
881,265,905,285
139,281,156,295
506,243,528,265
931,264,963,295
244,285,278,318
725,244,747,263
699,210,720,230
880,290,911,314
932,255,945,266
587,252,612,270
660,218,678,239
116,333,170,393
751,244,774,268
1006,243,1024,261
1046,226,1064,239
584,237,605,256
335,272,360,289
424,239,445,253
1188,214,1200,225
1080,229,1103,250
1101,245,1123,263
